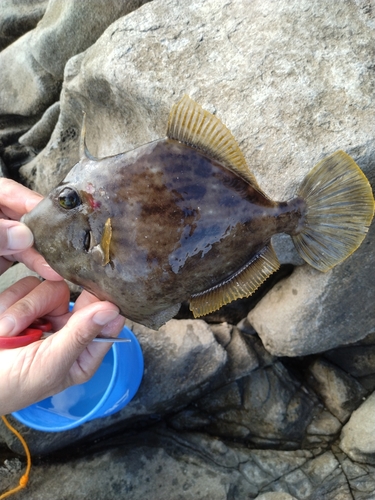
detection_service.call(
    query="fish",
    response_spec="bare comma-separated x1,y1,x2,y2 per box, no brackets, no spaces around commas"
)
22,95,375,329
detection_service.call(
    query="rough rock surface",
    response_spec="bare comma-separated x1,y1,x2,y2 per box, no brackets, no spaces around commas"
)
0,263,41,294
1,0,375,498
339,391,375,465
19,101,60,151
2,430,375,500
0,0,151,116
248,204,375,356
0,0,47,51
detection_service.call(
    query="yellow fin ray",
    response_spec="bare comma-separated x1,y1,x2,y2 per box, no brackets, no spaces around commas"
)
167,95,266,195
189,244,280,318
293,151,375,272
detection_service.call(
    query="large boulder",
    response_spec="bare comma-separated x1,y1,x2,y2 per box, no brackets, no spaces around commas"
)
0,0,151,117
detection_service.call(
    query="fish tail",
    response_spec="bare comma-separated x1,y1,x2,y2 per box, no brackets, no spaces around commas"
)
292,151,374,272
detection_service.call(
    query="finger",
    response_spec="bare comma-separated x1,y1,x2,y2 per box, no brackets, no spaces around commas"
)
0,276,41,314
73,290,103,310
73,291,125,336
48,302,122,386
0,279,70,336
13,247,63,280
0,220,33,256
0,178,43,219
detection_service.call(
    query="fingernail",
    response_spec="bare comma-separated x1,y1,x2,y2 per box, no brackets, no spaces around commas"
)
0,316,16,336
100,315,125,337
93,309,119,326
7,225,34,250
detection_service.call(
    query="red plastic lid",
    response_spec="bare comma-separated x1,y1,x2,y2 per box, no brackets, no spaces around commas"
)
0,319,52,349
0,328,43,348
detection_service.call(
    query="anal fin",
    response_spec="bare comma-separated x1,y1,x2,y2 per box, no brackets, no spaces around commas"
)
189,244,280,318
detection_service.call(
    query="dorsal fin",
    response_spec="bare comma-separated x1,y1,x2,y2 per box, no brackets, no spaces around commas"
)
80,112,98,161
189,244,280,318
167,95,266,195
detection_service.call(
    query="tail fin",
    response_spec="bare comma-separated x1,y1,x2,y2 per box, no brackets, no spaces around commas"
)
292,151,374,272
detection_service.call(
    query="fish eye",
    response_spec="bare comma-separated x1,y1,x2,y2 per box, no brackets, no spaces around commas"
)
58,188,81,210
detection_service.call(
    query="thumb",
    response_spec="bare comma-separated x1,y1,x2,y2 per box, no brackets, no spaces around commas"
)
51,302,122,382
0,220,34,256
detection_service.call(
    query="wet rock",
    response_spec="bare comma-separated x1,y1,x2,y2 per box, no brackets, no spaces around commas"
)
3,429,373,499
339,391,375,465
324,332,375,392
334,445,375,497
306,358,368,423
170,352,337,449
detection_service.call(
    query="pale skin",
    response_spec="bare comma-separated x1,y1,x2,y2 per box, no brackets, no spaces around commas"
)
0,178,125,415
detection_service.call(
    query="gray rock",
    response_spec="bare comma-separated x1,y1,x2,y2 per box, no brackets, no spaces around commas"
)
3,429,373,499
0,156,8,177
0,263,41,294
255,491,296,500
339,391,375,465
306,358,368,424
248,210,375,356
324,332,375,392
20,0,375,203
255,494,297,500
0,0,152,116
19,101,60,150
0,115,39,148
0,0,47,51
271,233,304,267
170,354,336,449
0,458,23,496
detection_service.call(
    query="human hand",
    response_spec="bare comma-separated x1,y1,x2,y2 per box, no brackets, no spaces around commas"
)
0,277,124,415
0,178,61,279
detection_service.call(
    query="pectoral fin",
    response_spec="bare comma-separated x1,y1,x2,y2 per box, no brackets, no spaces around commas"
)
189,244,280,317
100,218,112,266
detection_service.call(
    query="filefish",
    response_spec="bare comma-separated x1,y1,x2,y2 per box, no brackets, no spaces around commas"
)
23,96,375,329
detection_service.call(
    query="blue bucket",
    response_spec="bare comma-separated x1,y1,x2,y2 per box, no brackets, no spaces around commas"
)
12,304,143,432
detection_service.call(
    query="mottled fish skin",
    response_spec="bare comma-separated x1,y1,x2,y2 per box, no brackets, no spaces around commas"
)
24,139,303,326
23,96,374,329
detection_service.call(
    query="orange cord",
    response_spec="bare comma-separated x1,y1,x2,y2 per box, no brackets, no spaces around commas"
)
0,416,31,499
